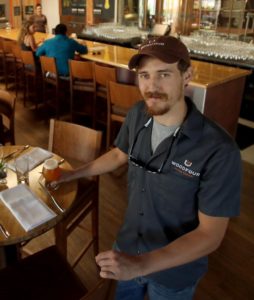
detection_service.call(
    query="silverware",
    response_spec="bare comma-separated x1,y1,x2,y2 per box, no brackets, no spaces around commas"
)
0,223,10,239
58,158,65,165
3,145,30,161
38,180,65,213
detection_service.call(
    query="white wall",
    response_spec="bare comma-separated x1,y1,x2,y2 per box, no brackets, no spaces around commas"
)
41,0,60,34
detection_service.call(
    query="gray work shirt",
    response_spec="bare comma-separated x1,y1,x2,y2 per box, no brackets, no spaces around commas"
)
114,98,241,289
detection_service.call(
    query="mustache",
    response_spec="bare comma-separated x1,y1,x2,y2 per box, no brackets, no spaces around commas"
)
144,91,168,99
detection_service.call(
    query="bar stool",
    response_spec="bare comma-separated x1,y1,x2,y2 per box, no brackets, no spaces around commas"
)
40,56,70,119
106,81,142,149
69,59,95,124
11,44,24,97
2,40,16,90
93,63,116,129
21,50,41,109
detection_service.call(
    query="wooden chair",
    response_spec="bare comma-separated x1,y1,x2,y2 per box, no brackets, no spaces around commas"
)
2,40,16,90
11,44,24,97
69,59,95,123
93,63,116,128
48,119,102,267
0,245,114,300
0,89,16,145
40,56,69,118
106,81,142,149
21,50,41,109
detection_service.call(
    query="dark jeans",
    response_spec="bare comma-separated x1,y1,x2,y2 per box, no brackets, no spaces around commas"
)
115,276,198,300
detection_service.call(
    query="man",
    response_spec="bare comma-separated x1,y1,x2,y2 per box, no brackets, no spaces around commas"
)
29,3,47,33
36,23,88,76
55,36,241,299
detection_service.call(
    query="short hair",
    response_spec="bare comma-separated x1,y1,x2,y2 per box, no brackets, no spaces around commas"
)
177,59,190,74
36,3,41,8
55,23,67,35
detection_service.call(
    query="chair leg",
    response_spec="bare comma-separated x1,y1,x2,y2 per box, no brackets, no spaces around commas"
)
56,85,60,119
54,222,67,258
106,117,111,150
92,95,97,129
92,204,99,256
23,74,27,107
70,88,74,122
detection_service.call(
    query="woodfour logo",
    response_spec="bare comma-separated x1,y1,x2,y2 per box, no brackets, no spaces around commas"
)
171,160,200,178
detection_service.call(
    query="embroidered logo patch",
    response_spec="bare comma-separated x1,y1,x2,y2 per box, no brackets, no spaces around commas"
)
184,160,192,167
171,160,200,178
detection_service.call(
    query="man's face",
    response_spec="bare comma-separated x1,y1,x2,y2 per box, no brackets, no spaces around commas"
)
137,57,189,116
36,6,42,15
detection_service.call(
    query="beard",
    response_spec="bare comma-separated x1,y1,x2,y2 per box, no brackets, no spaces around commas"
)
144,91,171,116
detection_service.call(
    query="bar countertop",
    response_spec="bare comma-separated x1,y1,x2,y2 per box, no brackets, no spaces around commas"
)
0,29,251,88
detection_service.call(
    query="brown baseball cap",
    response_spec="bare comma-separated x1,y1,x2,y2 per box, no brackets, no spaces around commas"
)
128,36,190,69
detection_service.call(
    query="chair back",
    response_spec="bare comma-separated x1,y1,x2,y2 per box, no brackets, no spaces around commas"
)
48,119,102,166
2,40,15,54
21,50,35,67
69,60,94,80
11,44,22,60
93,63,117,127
106,81,141,148
94,63,116,88
40,56,58,75
107,81,142,110
0,89,16,144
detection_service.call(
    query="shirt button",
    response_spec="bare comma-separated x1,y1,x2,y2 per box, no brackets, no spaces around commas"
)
137,250,141,255
141,188,145,192
139,212,144,216
138,232,143,237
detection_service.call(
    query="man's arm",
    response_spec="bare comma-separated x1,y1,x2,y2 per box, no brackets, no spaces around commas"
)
35,42,46,56
95,211,229,280
57,147,128,184
29,35,37,52
73,39,88,55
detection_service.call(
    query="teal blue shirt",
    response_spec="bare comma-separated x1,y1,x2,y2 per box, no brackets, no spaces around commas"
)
36,34,88,76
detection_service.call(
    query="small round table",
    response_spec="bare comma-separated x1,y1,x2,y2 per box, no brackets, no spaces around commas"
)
0,145,77,267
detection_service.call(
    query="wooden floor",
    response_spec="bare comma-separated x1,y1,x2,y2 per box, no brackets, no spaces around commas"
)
3,84,254,299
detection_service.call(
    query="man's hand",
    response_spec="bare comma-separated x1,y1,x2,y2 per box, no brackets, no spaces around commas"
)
49,169,74,189
95,250,142,281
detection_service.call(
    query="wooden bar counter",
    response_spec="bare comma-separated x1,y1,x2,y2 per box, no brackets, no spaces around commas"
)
0,29,251,137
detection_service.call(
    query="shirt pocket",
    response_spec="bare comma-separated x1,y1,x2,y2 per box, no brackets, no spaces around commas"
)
147,169,200,216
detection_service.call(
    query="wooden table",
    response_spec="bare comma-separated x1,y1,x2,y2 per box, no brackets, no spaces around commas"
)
0,145,77,267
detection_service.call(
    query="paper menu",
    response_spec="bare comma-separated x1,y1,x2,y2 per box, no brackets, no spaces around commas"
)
0,184,56,232
8,147,53,172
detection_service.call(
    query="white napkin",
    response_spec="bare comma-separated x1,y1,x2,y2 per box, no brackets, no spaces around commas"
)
8,147,53,172
0,184,56,232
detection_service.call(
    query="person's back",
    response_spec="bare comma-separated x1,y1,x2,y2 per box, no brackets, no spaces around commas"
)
36,23,88,76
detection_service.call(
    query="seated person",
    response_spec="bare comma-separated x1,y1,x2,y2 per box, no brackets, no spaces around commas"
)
18,21,38,52
36,23,88,77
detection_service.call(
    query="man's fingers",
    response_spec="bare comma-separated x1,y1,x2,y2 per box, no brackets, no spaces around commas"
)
100,271,116,279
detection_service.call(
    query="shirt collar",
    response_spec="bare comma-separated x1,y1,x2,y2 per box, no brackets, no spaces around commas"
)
181,97,205,142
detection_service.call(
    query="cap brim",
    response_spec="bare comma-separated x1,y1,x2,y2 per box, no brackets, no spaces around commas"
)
128,52,181,70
